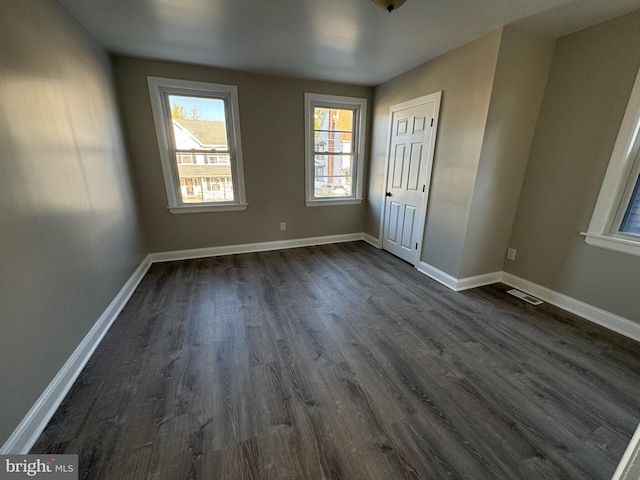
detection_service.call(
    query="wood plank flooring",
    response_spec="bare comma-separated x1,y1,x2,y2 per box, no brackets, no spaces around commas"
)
32,242,640,479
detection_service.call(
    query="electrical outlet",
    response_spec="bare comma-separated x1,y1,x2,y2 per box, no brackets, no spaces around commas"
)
507,248,517,261
280,222,286,231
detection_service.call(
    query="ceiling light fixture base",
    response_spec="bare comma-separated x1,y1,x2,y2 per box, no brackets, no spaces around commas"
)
371,0,406,13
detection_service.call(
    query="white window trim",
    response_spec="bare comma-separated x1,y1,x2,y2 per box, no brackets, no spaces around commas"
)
582,66,640,256
147,76,247,214
304,93,367,207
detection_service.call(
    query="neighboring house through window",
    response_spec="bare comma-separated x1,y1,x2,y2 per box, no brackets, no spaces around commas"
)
583,66,640,256
304,93,367,206
147,77,247,213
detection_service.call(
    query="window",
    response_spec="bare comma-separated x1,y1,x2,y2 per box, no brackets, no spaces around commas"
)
304,93,367,206
617,162,640,235
583,67,640,256
147,77,247,213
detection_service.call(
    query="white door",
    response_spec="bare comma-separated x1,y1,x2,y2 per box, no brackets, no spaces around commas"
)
382,93,440,265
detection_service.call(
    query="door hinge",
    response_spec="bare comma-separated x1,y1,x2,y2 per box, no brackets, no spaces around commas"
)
430,118,434,127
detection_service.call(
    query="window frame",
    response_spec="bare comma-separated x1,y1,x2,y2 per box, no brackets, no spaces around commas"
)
614,154,640,235
583,66,640,256
304,93,367,207
147,76,247,214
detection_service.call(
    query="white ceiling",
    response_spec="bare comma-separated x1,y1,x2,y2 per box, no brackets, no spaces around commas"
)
56,0,640,86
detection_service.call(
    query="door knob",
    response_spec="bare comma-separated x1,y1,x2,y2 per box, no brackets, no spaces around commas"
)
385,192,392,197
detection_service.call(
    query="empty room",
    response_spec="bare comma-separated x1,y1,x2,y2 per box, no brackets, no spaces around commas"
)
1,0,640,478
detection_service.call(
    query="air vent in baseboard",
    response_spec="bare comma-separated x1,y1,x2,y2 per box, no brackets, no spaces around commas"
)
507,289,544,305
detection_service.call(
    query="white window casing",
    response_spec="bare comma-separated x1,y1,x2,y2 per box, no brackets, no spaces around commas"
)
582,66,640,256
304,93,367,207
147,76,247,213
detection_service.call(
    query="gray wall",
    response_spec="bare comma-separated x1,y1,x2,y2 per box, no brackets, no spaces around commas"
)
459,27,555,278
0,1,147,446
367,30,502,277
112,57,373,253
506,10,640,322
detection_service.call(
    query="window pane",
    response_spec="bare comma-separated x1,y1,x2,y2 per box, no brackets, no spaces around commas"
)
168,95,228,149
314,107,353,132
176,157,234,203
178,176,234,203
314,154,352,198
620,174,640,235
202,176,234,201
314,107,354,157
168,96,233,204
314,131,353,153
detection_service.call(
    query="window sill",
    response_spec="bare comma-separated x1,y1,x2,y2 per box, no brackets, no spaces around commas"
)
168,203,248,214
306,198,363,207
581,231,640,257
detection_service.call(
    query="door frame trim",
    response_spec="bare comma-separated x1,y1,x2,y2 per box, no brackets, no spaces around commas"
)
378,91,442,266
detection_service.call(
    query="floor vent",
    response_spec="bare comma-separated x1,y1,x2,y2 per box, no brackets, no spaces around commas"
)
507,289,544,305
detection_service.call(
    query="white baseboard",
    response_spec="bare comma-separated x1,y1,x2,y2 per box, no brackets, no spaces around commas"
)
0,255,152,455
6,236,639,463
416,261,501,291
457,271,503,291
149,233,365,263
363,233,380,248
613,422,640,480
500,272,640,343
502,271,640,480
403,259,640,479
416,262,640,343
417,261,460,290
2,233,371,453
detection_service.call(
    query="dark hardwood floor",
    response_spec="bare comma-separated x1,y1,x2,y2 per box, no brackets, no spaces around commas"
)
32,242,640,479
